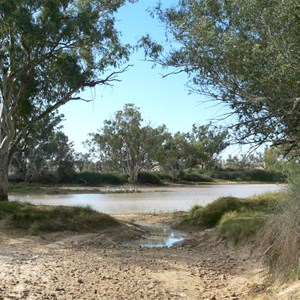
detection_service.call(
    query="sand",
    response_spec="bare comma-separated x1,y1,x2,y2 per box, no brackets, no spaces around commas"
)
0,214,296,300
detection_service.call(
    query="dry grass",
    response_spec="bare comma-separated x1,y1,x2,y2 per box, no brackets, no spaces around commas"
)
259,174,300,277
259,199,300,277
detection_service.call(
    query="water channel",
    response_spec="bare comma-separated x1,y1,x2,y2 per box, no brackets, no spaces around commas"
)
11,184,282,215
10,184,283,247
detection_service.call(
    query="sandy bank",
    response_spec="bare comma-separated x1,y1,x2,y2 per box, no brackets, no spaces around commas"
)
0,214,298,299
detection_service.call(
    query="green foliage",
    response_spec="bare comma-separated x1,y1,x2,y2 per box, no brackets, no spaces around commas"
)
0,0,132,201
154,172,173,182
263,146,300,174
190,204,202,218
11,112,76,182
182,193,282,228
35,173,59,184
29,222,40,236
57,160,76,183
219,210,268,245
1,201,120,233
147,0,300,152
87,104,168,183
179,171,213,183
73,172,128,186
137,171,162,185
208,168,285,182
157,124,229,178
225,153,264,169
190,197,245,227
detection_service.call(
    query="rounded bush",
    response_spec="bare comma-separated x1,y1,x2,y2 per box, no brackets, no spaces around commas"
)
180,172,213,183
138,171,162,185
73,172,128,186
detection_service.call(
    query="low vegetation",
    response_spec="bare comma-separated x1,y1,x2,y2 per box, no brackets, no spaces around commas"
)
9,168,285,190
180,192,284,244
259,174,300,278
181,181,300,280
207,169,286,183
0,201,120,235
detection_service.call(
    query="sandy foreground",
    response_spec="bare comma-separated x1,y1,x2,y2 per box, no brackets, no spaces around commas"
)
0,214,299,300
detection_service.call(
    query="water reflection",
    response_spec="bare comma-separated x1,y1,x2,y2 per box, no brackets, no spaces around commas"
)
10,184,283,215
123,224,187,248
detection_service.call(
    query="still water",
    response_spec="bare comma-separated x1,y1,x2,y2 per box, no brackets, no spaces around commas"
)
123,224,187,248
11,184,282,215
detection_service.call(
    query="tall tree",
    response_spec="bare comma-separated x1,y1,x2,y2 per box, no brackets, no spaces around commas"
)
88,104,167,183
0,0,133,200
157,131,189,179
143,0,300,153
11,112,75,181
187,124,229,169
157,124,229,177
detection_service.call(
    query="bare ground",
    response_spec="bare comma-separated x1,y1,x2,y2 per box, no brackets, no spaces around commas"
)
0,214,299,300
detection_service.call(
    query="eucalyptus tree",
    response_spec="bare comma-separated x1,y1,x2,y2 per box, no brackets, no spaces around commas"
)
157,131,189,179
158,124,229,178
0,0,133,200
143,0,300,154
187,124,229,169
11,112,75,180
88,104,167,183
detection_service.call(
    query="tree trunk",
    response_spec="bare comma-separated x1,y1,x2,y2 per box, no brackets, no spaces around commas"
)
0,151,9,201
127,164,139,184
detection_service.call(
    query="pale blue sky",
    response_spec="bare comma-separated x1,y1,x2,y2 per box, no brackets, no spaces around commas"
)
59,0,243,156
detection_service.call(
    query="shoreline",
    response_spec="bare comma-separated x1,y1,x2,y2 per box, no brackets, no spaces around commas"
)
0,213,299,299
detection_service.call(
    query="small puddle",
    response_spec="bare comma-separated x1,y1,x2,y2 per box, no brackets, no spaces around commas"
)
124,224,188,248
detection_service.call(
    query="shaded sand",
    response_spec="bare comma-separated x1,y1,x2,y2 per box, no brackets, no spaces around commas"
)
0,214,299,300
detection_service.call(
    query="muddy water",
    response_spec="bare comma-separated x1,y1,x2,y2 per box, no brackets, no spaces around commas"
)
123,224,188,248
11,184,282,214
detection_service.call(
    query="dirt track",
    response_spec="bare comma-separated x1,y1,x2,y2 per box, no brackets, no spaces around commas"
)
0,215,273,300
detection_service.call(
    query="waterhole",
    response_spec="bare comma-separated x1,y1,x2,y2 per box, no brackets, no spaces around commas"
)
124,224,188,248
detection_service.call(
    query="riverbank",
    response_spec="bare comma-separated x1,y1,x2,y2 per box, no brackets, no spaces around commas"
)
1,213,299,299
9,181,283,195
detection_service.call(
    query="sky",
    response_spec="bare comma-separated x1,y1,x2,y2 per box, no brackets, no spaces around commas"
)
59,0,243,156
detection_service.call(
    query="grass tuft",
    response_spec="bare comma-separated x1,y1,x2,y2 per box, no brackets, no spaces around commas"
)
219,209,268,245
178,192,284,245
0,201,120,235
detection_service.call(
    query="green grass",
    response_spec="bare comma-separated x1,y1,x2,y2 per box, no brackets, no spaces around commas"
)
0,201,120,235
9,182,103,195
179,192,285,243
219,209,268,245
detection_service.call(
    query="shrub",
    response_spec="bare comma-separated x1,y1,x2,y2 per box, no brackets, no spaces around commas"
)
208,168,286,182
72,172,128,186
180,172,213,183
154,172,173,182
138,171,162,185
35,173,59,184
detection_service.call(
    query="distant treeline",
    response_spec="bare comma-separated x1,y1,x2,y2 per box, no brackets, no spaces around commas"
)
9,168,286,186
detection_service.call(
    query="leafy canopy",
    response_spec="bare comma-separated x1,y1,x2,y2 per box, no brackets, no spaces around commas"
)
0,0,132,158
143,0,300,154
87,104,167,183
